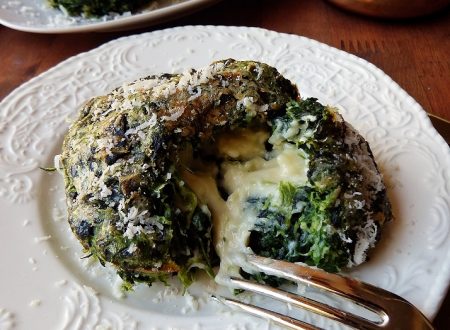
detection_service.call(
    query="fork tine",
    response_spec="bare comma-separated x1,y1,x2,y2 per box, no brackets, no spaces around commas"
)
230,277,380,330
216,296,321,330
246,255,435,330
247,255,389,313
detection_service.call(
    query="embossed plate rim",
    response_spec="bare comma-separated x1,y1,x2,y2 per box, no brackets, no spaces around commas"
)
0,26,449,329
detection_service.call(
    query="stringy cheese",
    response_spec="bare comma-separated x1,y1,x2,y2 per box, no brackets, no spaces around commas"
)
181,128,309,286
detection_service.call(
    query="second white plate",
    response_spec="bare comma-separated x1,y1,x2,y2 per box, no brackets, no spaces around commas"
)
0,0,219,33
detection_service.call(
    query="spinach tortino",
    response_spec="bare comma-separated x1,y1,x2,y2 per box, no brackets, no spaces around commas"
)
59,59,392,288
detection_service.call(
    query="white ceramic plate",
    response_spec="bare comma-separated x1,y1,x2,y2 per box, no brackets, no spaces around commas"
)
0,0,219,33
1,26,449,330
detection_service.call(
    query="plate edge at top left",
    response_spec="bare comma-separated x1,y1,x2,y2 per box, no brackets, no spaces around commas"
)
0,0,221,33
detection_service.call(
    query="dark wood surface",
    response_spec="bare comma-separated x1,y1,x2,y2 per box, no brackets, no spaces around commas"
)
1,0,449,327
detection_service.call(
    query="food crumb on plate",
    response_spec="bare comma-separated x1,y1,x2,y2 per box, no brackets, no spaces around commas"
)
28,299,41,307
34,235,51,243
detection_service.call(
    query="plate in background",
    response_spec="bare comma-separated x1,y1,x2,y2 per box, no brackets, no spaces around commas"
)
0,0,219,33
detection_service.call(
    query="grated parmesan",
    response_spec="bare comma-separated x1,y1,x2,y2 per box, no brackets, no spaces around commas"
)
161,107,185,121
125,113,157,136
351,219,378,266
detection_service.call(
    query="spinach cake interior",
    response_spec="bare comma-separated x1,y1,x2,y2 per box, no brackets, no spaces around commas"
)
59,59,392,288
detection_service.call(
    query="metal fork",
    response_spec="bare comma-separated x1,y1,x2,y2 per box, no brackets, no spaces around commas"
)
216,255,434,330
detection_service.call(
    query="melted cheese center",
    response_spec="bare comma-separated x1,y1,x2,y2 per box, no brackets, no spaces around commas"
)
181,128,308,286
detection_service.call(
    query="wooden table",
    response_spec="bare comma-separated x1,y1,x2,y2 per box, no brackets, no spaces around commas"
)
1,0,449,327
